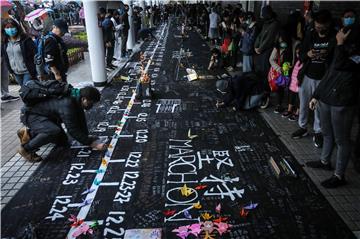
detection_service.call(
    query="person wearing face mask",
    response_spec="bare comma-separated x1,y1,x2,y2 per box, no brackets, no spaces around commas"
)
240,12,258,73
17,86,107,162
254,6,280,109
306,9,360,187
2,19,37,87
268,30,293,113
291,10,336,149
41,19,69,82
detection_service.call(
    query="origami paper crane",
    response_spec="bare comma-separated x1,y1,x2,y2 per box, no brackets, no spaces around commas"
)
77,198,92,208
108,144,113,148
187,129,198,140
214,222,231,235
243,202,258,210
81,188,95,195
101,158,107,166
184,210,192,219
163,209,176,217
72,222,93,238
201,213,213,221
68,214,84,227
172,225,190,239
215,203,221,214
93,179,102,186
240,208,249,218
213,216,228,223
203,231,215,239
192,202,202,209
195,185,207,190
180,184,193,197
188,223,202,237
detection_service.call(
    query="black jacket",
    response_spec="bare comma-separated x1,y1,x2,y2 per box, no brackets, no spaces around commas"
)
25,96,94,145
313,32,360,106
102,17,115,43
44,33,69,73
3,35,37,79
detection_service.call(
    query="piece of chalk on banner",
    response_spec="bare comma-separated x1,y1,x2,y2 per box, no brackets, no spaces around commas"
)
121,75,129,81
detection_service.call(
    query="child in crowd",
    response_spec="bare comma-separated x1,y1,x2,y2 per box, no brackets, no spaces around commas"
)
220,30,232,68
269,30,292,113
282,44,303,121
208,48,221,70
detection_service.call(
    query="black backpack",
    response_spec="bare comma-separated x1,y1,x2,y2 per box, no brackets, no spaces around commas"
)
19,80,73,106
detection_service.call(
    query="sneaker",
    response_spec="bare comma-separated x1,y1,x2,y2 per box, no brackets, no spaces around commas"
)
260,96,270,109
313,133,323,148
17,146,42,163
305,160,332,171
321,175,347,188
291,128,308,139
17,127,31,145
236,62,243,68
274,105,284,114
282,111,292,118
1,95,19,102
288,114,298,122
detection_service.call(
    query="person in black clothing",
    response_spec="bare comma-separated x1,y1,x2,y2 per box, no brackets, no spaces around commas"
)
291,10,336,149
102,12,116,69
133,9,142,43
43,19,69,82
138,28,156,41
17,86,107,162
254,6,280,109
216,72,263,111
120,5,130,58
306,9,360,188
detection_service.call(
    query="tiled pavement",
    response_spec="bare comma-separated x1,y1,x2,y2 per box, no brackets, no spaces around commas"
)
261,106,360,237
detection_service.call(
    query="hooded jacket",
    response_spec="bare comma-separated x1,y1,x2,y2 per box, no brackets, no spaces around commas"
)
3,35,37,79
254,18,280,53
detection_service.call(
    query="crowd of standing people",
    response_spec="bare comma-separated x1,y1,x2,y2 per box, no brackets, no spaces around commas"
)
176,2,360,188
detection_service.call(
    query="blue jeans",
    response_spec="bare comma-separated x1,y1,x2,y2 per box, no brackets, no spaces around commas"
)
14,73,32,87
242,55,253,73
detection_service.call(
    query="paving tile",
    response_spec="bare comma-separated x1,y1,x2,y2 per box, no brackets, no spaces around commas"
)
1,171,15,178
6,177,21,184
1,190,8,197
6,190,17,197
1,196,12,204
18,177,29,183
13,183,24,190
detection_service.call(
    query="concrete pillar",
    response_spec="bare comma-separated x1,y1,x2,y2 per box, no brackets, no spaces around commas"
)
83,1,107,87
125,0,135,50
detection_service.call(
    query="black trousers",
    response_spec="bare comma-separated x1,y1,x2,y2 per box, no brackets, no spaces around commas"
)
121,32,129,57
254,48,272,93
106,41,115,65
22,114,68,152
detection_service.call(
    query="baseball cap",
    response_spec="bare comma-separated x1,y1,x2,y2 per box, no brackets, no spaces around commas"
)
53,18,68,33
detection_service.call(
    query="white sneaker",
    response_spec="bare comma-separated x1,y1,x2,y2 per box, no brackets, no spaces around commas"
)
236,62,243,68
